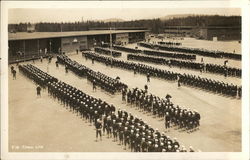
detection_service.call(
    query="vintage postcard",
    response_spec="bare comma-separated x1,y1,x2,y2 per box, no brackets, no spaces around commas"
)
1,1,249,160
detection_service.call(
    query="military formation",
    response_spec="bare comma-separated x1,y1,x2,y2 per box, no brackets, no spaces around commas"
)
83,52,241,98
57,55,128,94
48,81,195,152
143,50,196,60
138,42,241,60
158,41,182,46
179,74,240,97
19,64,58,87
19,64,195,152
94,47,122,57
123,88,200,132
127,54,241,77
113,45,141,53
137,44,196,60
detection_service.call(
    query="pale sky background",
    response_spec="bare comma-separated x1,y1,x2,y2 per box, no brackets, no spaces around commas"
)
8,8,241,24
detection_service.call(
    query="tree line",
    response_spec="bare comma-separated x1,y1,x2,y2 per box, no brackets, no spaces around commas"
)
8,15,241,34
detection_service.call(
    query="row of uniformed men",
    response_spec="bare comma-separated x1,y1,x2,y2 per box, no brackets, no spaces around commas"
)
138,42,241,60
158,41,182,46
57,55,127,93
127,54,241,78
178,74,241,98
19,64,57,87
19,64,196,152
83,52,241,98
94,47,122,57
47,81,195,152
123,88,200,131
142,49,196,60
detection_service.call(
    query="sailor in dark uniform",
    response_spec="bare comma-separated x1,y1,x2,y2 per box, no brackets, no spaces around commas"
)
147,73,150,82
95,119,102,141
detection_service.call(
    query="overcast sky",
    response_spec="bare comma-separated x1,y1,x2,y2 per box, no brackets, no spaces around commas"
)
9,8,241,24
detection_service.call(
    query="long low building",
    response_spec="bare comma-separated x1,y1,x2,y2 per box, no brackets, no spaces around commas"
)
164,26,241,41
8,30,149,59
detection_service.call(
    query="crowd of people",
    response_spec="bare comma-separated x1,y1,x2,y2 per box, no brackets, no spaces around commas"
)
94,47,122,57
158,41,182,46
123,87,200,132
138,42,241,60
83,52,241,98
19,64,195,152
57,55,127,94
127,54,241,77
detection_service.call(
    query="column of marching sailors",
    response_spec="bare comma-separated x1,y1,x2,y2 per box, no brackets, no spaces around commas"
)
18,64,196,152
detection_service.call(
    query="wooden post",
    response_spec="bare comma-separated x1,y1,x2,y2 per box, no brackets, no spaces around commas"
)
23,40,25,58
110,27,112,55
38,39,39,56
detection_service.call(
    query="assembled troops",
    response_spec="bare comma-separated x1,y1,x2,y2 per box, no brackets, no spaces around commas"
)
22,66,194,152
124,88,201,131
83,52,241,98
57,55,128,94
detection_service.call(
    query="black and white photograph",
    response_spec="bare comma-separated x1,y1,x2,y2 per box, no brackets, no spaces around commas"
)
1,1,249,160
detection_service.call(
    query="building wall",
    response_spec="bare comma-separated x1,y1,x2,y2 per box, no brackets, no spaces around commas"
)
8,38,51,61
115,33,129,45
164,28,193,36
87,34,115,49
27,24,36,32
61,36,87,53
191,28,207,39
145,32,150,42
128,32,145,43
206,28,241,41
9,40,25,57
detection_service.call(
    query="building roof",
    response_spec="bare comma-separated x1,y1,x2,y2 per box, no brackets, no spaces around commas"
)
9,30,149,41
165,26,240,29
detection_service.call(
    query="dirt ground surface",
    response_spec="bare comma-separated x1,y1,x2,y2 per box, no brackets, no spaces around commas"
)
9,39,241,152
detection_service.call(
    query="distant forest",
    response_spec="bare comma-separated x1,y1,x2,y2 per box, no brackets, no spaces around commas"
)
9,15,241,34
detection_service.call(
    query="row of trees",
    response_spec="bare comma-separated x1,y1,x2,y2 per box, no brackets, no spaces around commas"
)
164,15,241,27
9,15,241,33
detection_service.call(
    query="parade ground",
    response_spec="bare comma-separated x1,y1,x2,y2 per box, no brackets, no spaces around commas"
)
9,39,241,152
